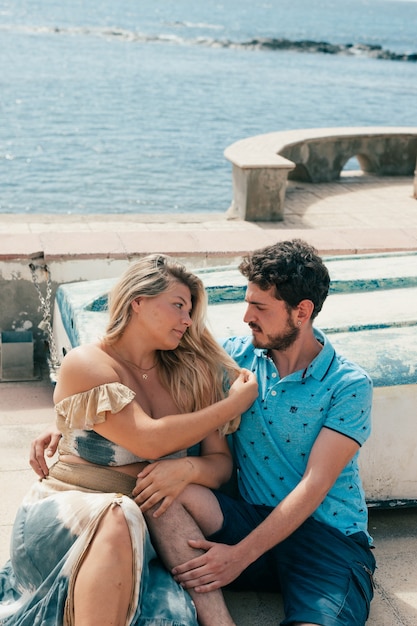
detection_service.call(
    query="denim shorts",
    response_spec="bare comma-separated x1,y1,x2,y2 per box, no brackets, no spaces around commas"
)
208,491,376,626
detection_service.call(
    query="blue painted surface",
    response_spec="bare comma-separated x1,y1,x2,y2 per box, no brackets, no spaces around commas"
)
54,252,417,389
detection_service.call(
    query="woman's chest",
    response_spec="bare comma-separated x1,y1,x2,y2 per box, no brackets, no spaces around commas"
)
128,376,179,419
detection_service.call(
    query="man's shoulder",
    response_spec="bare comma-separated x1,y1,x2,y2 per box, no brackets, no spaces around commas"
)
316,328,373,386
335,351,372,378
324,348,374,405
221,335,254,358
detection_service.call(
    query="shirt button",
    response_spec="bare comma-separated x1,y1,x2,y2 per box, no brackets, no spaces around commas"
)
271,390,277,396
271,372,277,378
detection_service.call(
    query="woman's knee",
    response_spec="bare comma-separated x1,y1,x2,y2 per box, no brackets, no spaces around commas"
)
181,485,224,535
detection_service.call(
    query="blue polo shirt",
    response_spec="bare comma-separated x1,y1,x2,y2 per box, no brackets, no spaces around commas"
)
222,328,373,540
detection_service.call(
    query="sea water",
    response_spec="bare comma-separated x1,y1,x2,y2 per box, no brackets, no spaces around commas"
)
1,0,416,215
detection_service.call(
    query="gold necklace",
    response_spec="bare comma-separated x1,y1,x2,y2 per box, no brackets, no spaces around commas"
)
112,348,158,380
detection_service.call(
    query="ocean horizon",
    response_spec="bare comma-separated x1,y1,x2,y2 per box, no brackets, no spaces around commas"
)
1,0,416,215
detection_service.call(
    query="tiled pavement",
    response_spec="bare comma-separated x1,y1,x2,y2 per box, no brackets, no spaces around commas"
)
0,175,417,264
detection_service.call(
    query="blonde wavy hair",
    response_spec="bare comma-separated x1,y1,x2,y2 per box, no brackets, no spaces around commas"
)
103,254,241,434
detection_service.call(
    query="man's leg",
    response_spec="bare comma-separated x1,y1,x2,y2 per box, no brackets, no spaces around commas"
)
144,484,235,626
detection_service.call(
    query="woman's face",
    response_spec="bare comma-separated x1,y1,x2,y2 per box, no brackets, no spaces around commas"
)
134,281,193,350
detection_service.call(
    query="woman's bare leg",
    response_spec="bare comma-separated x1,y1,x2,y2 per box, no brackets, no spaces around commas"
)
73,504,133,626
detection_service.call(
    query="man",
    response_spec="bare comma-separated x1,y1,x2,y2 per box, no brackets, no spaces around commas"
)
30,239,376,626
137,239,376,626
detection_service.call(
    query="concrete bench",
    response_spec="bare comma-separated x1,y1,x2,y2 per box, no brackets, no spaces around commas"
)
224,126,417,221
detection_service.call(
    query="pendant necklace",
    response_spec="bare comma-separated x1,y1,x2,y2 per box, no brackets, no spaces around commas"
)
112,349,158,380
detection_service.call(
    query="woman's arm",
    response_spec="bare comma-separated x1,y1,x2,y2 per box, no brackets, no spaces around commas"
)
132,431,233,516
94,375,253,459
54,345,257,462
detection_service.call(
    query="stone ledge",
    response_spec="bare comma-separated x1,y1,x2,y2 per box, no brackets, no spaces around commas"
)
224,126,417,221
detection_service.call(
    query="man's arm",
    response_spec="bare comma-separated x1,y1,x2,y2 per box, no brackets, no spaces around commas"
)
30,424,62,478
172,427,360,591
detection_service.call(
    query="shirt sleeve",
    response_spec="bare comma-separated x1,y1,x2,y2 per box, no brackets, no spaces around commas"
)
54,382,136,430
324,373,373,446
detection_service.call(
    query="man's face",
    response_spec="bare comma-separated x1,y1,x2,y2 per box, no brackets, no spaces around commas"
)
243,282,300,351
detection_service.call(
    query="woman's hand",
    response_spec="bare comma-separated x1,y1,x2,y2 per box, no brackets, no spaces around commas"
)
29,425,62,478
132,457,196,517
228,368,258,412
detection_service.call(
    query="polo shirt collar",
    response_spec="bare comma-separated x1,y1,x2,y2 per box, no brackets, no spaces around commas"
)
254,327,335,382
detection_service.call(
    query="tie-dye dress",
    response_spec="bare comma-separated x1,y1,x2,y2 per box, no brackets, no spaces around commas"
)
0,382,198,626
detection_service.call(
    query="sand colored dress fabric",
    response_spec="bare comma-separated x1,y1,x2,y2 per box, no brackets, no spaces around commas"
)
0,383,197,626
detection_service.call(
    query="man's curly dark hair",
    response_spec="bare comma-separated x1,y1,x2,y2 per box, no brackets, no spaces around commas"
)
238,239,330,320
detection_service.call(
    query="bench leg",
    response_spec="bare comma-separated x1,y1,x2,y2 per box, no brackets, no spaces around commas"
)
227,165,288,222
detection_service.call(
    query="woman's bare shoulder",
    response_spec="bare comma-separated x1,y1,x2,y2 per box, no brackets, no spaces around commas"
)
54,343,120,400
59,343,108,370
62,342,104,361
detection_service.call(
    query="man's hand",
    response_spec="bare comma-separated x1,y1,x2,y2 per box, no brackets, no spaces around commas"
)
29,426,61,478
172,539,245,592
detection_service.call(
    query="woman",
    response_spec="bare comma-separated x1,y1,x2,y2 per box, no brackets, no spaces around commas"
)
0,254,257,626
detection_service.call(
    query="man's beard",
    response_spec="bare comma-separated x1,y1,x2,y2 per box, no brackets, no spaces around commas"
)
250,317,300,351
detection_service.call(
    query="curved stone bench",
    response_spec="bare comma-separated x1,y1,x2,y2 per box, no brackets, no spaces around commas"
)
224,126,417,221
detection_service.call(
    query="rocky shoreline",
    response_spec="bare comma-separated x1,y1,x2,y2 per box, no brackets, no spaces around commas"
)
241,38,417,61
5,25,416,62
